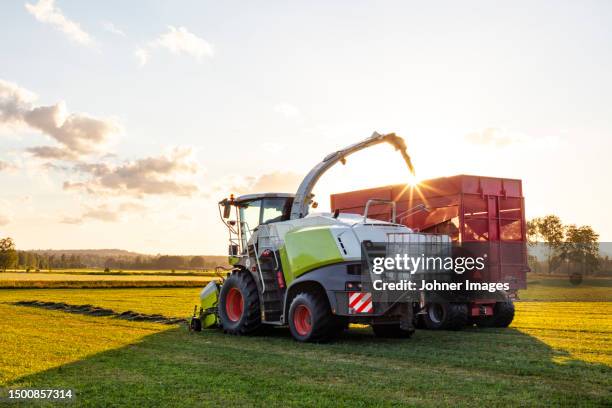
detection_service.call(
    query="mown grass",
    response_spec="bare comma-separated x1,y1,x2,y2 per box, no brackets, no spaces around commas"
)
0,287,610,406
0,288,199,318
5,269,219,277
0,272,213,282
520,274,611,301
0,272,214,289
0,281,209,289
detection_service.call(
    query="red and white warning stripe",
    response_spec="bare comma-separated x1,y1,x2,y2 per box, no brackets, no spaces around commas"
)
348,292,373,314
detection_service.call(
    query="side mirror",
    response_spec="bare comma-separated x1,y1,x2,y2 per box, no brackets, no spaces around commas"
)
228,244,239,256
223,203,231,219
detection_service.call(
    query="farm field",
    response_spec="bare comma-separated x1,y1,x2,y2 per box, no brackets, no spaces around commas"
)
0,279,610,407
0,273,213,282
0,272,215,289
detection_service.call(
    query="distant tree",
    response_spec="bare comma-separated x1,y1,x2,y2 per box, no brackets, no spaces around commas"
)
189,256,206,268
557,225,600,275
527,215,565,273
0,237,18,272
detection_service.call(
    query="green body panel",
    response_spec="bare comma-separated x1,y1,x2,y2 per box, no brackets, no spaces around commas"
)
281,226,343,283
228,256,240,266
199,281,219,328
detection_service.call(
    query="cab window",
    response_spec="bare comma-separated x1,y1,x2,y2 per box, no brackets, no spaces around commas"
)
239,200,261,241
261,198,292,224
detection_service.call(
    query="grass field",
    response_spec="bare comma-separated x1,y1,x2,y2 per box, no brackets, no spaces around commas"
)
0,276,610,406
0,272,214,289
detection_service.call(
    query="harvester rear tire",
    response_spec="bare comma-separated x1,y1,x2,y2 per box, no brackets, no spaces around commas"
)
288,292,338,342
372,324,414,338
218,271,261,335
476,301,515,328
423,303,468,331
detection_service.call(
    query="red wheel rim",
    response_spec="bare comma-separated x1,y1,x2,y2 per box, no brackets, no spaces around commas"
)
293,304,312,336
225,287,244,322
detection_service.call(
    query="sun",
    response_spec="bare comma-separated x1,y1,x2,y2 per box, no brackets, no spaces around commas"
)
406,173,420,186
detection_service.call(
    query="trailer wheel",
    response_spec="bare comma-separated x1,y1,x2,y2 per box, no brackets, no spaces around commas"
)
424,303,468,331
477,301,515,328
218,271,261,335
372,324,414,338
288,292,338,342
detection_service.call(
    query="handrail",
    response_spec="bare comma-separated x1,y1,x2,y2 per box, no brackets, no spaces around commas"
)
363,199,396,223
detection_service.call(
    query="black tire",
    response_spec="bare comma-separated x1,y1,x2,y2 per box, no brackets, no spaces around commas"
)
288,292,338,342
424,303,468,331
414,314,427,329
476,301,515,328
218,271,261,335
372,324,414,338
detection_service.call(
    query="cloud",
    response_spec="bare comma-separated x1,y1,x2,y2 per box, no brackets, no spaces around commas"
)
0,160,18,172
102,21,125,37
26,146,78,160
137,26,213,65
0,79,120,159
59,216,81,224
273,102,300,118
464,128,528,147
25,0,93,46
60,201,147,224
0,200,12,226
134,48,149,66
230,171,302,195
0,79,36,125
65,147,203,197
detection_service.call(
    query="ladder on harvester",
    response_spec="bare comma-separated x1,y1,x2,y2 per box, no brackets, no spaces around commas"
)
255,226,286,323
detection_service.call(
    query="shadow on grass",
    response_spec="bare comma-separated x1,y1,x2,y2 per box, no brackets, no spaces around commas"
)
8,317,611,407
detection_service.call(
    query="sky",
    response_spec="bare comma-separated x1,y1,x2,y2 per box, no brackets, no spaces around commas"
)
1,0,611,255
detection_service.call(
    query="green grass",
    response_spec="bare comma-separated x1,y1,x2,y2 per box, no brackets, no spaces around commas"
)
0,288,200,318
5,268,219,277
520,274,611,301
0,288,610,406
0,272,215,289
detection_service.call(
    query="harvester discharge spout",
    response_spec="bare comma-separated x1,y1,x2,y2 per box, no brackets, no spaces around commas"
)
289,131,415,219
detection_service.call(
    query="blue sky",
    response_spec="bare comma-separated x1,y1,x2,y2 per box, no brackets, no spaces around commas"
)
1,0,611,254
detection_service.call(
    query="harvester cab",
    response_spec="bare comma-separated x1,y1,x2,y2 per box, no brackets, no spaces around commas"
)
201,132,451,342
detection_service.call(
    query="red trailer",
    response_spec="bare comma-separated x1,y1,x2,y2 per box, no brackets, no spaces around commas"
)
330,174,528,329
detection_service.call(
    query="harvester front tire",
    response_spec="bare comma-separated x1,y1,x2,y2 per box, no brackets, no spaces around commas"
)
218,271,261,335
372,324,414,338
288,292,338,342
476,301,515,328
424,303,468,331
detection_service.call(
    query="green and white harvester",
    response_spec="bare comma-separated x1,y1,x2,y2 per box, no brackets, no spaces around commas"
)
195,132,445,342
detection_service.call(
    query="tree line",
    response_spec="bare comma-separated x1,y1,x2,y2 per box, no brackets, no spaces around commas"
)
0,238,228,271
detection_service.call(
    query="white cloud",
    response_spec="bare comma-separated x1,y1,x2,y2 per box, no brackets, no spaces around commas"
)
60,201,148,224
152,26,213,60
0,200,12,226
25,0,93,46
65,147,203,197
273,102,300,118
136,26,213,65
0,160,18,172
102,21,125,37
0,79,120,159
229,171,302,195
134,48,149,67
25,146,78,160
464,128,529,147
